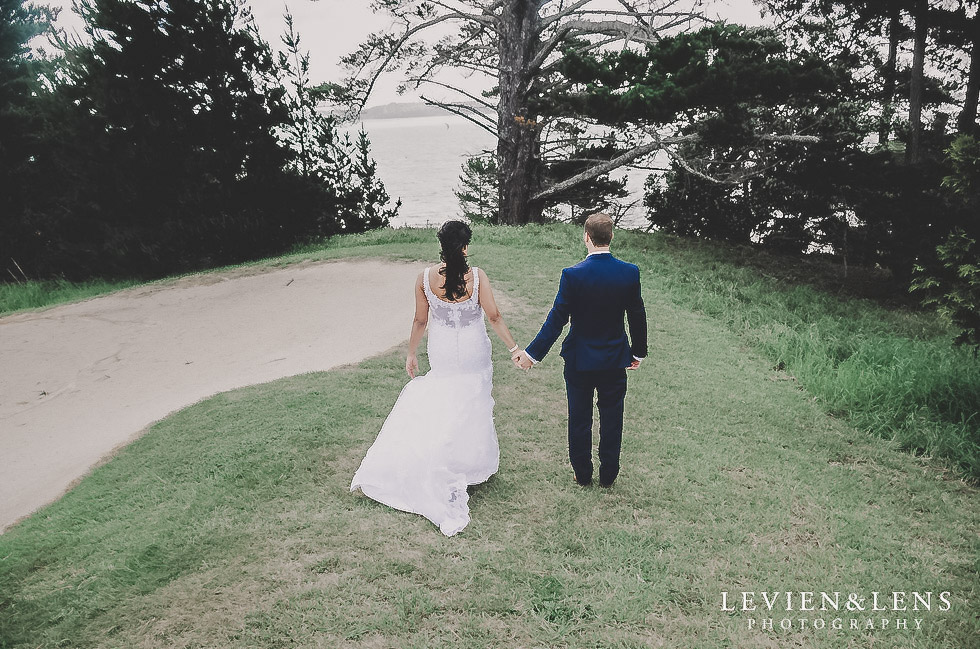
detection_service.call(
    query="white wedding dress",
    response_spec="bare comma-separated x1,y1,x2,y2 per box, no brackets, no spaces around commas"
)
350,267,499,536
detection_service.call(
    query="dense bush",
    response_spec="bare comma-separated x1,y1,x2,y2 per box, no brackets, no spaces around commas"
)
911,135,980,354
0,0,395,282
644,1,978,321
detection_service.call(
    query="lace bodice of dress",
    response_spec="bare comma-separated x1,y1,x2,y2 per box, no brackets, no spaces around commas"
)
423,266,484,329
423,266,492,376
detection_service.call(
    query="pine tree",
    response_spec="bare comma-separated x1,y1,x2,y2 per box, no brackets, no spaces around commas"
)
51,0,294,276
348,128,398,233
275,14,346,239
0,0,55,279
543,23,861,251
276,10,397,237
335,2,721,225
454,154,498,223
911,134,980,353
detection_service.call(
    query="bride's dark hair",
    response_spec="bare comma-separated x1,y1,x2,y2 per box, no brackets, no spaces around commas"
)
437,220,472,301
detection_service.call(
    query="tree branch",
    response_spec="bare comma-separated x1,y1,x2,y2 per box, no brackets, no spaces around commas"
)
344,7,496,113
538,35,620,74
419,94,500,137
344,13,459,111
540,0,595,30
533,134,696,201
616,0,649,28
409,76,497,112
529,24,574,73
564,19,658,42
760,134,823,143
409,0,497,26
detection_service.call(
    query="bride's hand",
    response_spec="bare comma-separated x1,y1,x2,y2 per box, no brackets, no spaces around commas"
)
406,354,419,378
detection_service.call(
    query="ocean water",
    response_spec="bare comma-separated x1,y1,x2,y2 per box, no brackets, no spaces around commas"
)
357,115,496,228
356,115,650,229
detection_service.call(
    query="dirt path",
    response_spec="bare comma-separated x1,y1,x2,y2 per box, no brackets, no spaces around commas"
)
0,258,425,532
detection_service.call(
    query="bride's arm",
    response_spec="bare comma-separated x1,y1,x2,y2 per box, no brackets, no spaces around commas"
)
406,272,428,378
477,268,519,356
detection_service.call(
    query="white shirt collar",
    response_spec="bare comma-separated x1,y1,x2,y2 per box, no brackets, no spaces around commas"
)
587,250,611,256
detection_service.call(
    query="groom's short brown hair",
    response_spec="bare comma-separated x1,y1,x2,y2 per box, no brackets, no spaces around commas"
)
584,212,614,246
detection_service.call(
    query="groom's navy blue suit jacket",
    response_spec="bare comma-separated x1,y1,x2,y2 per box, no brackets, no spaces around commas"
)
526,252,647,372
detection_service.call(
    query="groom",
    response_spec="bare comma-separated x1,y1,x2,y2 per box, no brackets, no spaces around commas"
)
515,213,647,488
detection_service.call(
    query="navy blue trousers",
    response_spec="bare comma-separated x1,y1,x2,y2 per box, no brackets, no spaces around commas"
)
563,365,628,486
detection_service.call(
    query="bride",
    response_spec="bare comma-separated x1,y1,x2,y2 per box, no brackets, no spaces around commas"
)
350,220,520,536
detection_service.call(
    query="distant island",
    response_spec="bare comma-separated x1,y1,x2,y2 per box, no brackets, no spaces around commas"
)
358,101,494,120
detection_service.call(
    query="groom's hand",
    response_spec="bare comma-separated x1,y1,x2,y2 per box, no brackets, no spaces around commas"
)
627,358,642,370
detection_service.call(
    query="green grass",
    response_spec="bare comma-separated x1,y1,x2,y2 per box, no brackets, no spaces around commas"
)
608,229,980,480
1,224,977,648
0,277,142,314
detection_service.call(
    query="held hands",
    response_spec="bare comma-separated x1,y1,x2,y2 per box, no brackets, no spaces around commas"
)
509,344,531,372
509,346,527,371
512,349,534,371
406,354,419,379
506,345,640,372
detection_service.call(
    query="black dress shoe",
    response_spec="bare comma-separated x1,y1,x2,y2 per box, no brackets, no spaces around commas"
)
573,473,592,486
598,480,614,488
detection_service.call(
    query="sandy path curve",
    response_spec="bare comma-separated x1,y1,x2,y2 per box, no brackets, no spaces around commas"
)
0,258,425,533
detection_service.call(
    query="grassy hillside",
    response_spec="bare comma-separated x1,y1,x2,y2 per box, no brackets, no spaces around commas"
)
10,224,970,476
1,224,976,648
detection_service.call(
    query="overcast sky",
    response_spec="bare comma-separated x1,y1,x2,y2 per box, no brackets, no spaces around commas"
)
45,0,767,108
